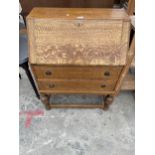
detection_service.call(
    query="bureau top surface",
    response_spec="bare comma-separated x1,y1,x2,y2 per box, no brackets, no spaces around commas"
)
27,8,130,66
27,8,130,21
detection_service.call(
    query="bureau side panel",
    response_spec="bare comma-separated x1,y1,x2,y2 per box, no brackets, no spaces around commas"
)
26,17,36,63
120,21,131,65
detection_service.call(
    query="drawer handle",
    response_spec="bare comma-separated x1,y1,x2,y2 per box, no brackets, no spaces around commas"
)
101,84,106,88
45,70,52,76
48,84,55,88
104,71,110,76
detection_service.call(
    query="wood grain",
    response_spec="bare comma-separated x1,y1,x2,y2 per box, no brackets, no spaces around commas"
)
27,8,130,65
47,104,105,109
27,8,129,20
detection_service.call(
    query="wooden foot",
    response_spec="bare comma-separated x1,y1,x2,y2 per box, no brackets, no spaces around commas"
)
103,95,114,110
40,94,51,110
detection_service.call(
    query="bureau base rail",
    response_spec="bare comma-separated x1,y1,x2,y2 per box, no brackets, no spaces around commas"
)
40,94,114,110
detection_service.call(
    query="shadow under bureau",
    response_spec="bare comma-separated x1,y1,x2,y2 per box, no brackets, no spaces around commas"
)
27,8,131,110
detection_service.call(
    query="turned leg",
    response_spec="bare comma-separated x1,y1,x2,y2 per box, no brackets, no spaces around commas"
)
103,95,114,110
40,94,51,110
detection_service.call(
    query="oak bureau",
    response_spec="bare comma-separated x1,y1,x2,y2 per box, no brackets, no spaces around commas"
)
27,8,131,110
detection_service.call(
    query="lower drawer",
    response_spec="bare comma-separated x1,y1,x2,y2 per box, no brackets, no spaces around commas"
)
37,79,116,93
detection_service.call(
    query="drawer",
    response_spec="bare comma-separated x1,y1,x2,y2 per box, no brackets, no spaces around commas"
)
37,79,117,92
32,65,123,80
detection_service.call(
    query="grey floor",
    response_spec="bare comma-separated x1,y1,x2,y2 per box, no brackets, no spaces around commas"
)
19,68,135,155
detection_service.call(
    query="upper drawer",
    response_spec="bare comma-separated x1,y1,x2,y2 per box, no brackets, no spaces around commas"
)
27,9,130,65
32,65,123,80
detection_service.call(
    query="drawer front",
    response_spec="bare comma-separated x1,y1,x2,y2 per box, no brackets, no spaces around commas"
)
37,79,117,92
32,66,123,80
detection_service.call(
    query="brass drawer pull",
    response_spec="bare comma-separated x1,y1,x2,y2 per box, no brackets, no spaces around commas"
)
48,84,55,88
45,70,52,76
101,84,106,88
104,71,110,76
